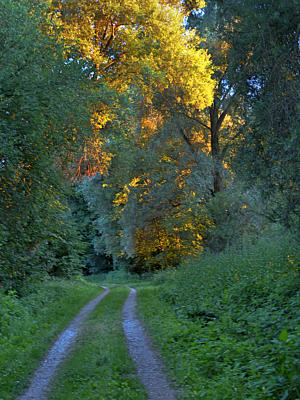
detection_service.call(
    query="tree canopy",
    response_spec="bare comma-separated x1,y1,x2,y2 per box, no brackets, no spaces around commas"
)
0,0,95,288
0,0,299,287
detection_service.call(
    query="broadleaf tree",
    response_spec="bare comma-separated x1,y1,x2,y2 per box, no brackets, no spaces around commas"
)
49,0,217,270
0,0,96,289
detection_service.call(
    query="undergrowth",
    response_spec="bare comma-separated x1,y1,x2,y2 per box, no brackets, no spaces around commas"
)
86,269,152,287
138,227,300,399
0,278,103,400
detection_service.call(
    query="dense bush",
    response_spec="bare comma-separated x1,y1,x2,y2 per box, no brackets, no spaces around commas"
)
0,0,93,291
204,186,262,252
139,226,300,399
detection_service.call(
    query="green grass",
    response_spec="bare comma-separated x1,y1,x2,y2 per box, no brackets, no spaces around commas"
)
137,229,300,399
49,287,147,400
2,227,298,400
85,269,152,288
0,278,103,400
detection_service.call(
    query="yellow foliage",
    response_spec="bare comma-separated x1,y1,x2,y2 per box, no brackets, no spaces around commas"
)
48,0,215,107
129,177,141,187
113,185,130,207
46,0,215,181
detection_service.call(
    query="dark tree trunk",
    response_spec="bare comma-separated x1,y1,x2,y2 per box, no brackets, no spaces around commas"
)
210,101,222,195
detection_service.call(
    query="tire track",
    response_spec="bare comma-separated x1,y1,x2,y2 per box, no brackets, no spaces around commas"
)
19,286,110,400
122,288,176,400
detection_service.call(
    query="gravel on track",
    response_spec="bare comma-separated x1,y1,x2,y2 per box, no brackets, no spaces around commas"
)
122,288,176,400
18,287,110,400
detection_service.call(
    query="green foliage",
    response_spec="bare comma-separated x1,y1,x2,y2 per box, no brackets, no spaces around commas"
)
0,0,95,289
33,209,87,278
0,278,103,400
86,269,147,286
0,189,88,293
138,227,300,399
205,185,263,251
67,188,113,275
82,102,215,272
49,287,146,400
187,0,299,231
210,0,300,230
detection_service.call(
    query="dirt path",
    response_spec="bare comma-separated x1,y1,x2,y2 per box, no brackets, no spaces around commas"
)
18,287,110,400
122,288,176,400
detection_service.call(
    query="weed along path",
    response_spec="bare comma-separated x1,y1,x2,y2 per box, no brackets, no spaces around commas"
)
123,288,176,400
19,287,110,400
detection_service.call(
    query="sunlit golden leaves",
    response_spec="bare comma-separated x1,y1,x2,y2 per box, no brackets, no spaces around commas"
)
48,0,215,106
74,136,113,180
139,105,164,143
44,0,217,269
45,0,216,184
113,185,130,207
134,211,206,270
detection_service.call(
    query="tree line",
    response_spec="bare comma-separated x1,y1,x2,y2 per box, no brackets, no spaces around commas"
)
0,0,299,291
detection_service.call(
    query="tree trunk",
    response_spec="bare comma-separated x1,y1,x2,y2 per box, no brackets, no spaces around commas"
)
210,102,222,195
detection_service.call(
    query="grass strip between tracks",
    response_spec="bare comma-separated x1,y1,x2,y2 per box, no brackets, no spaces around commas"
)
49,287,147,400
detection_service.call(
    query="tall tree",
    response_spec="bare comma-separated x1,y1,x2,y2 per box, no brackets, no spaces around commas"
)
211,0,300,229
171,0,249,195
81,81,215,271
183,0,299,226
47,0,215,179
46,0,217,270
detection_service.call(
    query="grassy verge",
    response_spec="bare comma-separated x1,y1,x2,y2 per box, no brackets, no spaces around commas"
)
49,287,147,400
138,230,300,399
0,278,103,400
